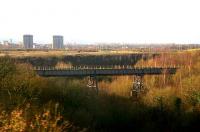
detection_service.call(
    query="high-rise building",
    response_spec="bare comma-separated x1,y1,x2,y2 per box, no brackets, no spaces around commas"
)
23,35,33,49
53,35,64,49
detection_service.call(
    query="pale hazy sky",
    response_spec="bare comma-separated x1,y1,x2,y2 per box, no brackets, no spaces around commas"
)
0,0,200,44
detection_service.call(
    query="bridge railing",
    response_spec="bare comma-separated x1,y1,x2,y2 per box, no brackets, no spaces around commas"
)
33,65,178,71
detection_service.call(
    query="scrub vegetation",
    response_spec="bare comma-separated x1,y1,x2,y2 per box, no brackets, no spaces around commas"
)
0,50,200,131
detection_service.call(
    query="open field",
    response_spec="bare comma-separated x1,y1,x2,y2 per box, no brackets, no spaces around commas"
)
0,50,143,58
0,48,199,58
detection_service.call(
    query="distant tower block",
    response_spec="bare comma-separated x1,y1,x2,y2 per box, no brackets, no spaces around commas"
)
23,35,33,49
53,35,64,49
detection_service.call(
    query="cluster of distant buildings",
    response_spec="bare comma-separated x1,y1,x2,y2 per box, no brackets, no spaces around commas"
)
0,35,200,51
0,35,64,49
23,35,64,49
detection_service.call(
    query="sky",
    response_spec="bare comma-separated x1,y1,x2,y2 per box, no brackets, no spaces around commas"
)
0,0,200,44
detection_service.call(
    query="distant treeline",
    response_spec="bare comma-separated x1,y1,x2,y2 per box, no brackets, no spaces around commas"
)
12,53,158,67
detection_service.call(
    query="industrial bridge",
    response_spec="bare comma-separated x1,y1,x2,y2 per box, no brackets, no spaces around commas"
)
35,67,177,77
34,66,178,97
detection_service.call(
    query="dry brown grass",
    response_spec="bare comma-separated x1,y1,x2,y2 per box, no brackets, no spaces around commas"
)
0,50,141,58
99,76,132,97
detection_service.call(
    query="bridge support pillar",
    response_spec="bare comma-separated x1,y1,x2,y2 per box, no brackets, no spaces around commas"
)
87,76,98,94
130,75,144,98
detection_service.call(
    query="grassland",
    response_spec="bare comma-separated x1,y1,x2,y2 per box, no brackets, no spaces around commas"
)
0,49,142,58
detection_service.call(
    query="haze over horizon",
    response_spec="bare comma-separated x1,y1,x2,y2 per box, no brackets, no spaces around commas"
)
0,0,200,44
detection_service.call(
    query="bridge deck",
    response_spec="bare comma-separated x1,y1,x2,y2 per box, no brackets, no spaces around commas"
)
35,67,177,77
